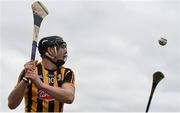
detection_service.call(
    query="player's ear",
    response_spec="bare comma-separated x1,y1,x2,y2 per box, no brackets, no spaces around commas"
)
47,47,55,56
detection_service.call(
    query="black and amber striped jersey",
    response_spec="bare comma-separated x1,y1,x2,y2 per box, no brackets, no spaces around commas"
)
24,62,75,112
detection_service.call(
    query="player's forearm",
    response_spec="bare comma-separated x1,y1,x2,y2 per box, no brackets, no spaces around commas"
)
41,84,74,104
8,80,27,109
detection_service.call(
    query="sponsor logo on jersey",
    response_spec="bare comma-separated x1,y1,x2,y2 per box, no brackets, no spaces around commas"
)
38,90,54,101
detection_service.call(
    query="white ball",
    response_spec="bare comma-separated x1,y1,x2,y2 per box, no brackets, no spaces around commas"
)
158,37,167,46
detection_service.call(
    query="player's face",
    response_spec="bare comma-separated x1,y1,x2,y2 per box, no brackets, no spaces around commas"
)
56,43,67,61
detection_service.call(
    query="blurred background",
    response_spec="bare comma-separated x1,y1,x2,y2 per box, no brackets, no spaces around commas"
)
0,0,180,112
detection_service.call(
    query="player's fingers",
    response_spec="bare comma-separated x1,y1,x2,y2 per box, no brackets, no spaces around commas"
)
26,75,33,80
26,74,37,80
26,71,35,77
25,68,35,74
24,63,34,69
24,63,36,70
27,69,36,73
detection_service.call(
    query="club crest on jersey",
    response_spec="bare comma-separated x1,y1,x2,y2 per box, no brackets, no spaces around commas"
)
38,90,54,101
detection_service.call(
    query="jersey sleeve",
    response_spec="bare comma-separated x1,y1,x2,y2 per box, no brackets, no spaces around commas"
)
63,69,75,87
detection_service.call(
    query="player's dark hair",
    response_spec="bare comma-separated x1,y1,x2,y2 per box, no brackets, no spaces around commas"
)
38,35,66,58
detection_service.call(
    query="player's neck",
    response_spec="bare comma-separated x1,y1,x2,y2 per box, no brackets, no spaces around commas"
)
42,58,57,70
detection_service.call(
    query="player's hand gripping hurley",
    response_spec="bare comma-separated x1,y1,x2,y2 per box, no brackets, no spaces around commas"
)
27,1,48,83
